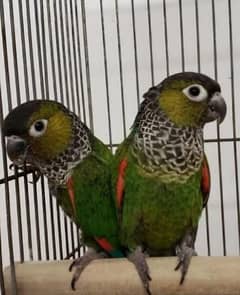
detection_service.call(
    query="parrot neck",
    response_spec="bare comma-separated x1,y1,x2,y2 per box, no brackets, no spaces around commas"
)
131,98,204,183
37,114,92,185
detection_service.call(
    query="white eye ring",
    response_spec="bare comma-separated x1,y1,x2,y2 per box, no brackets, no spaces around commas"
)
182,84,208,102
29,119,48,138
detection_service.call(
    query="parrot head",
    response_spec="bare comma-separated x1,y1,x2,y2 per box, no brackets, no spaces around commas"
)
2,100,91,183
143,72,226,127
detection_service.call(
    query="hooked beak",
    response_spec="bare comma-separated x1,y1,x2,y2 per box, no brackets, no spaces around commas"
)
205,92,227,124
6,135,27,164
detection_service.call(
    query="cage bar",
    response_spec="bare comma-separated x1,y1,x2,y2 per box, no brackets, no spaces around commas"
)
0,1,240,294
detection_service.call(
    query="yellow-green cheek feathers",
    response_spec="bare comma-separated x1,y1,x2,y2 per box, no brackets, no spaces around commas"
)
159,89,207,127
30,109,72,160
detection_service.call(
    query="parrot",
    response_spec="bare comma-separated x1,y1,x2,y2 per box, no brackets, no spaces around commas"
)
112,72,227,294
2,100,125,289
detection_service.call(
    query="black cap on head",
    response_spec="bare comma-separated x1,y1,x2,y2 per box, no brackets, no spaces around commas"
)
3,101,41,137
161,72,221,96
2,100,68,137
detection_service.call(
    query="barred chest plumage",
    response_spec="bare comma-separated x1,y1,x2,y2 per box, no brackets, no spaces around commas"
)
36,114,92,185
131,99,204,183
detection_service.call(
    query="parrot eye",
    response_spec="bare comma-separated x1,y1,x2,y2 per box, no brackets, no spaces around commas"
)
182,84,208,102
29,119,48,137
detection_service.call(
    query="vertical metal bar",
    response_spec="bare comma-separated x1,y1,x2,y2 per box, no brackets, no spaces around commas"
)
194,0,211,255
25,0,37,98
49,192,57,260
40,177,50,260
39,0,49,99
146,0,154,85
13,167,24,262
204,204,211,256
80,0,94,131
70,222,75,259
0,0,12,111
64,0,76,112
99,0,113,149
22,169,33,260
53,0,64,103
227,0,240,254
46,0,58,100
0,228,5,295
32,180,42,260
0,87,17,295
162,0,169,76
195,0,201,73
64,217,70,256
8,0,20,104
58,0,70,106
75,0,87,123
69,0,81,118
130,0,140,106
76,227,81,257
18,0,30,100
56,201,63,259
33,0,45,98
0,2,20,291
114,0,126,138
35,177,49,261
178,0,185,71
211,0,226,256
8,0,25,262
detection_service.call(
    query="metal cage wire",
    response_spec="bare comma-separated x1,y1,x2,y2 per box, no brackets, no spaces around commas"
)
0,0,240,294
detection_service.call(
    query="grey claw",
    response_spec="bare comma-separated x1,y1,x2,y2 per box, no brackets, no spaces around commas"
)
69,250,106,290
175,246,194,285
69,260,75,272
71,277,76,291
128,246,152,295
174,260,182,271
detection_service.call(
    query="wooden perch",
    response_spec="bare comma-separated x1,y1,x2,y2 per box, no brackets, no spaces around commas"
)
4,257,240,295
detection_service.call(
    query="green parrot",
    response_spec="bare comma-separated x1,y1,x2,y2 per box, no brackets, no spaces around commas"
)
112,72,226,293
2,100,124,289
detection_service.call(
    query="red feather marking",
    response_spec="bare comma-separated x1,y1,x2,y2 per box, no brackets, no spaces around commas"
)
95,237,113,253
67,176,76,215
201,159,210,195
116,159,128,209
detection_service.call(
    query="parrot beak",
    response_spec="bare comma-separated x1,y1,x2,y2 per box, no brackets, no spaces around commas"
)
205,92,227,124
6,135,27,164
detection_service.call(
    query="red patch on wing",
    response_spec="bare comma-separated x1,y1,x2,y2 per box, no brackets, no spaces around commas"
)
95,237,113,253
201,158,210,195
67,176,76,215
116,159,128,209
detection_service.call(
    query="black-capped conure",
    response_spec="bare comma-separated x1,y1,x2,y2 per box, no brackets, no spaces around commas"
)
112,72,226,293
2,100,124,289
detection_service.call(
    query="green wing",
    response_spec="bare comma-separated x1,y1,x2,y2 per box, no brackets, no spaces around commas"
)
56,136,122,255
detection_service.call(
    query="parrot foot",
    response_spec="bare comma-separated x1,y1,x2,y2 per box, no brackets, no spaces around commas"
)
127,246,152,295
175,231,196,285
69,249,107,290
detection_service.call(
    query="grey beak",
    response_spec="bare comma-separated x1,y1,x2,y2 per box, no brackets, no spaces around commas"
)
6,135,27,162
205,92,227,124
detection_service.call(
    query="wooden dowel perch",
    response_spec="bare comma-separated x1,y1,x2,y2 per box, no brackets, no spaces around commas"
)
4,257,240,295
